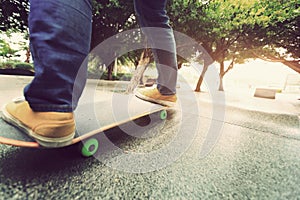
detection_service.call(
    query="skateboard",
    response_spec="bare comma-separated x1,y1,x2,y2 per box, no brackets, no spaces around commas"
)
0,93,168,157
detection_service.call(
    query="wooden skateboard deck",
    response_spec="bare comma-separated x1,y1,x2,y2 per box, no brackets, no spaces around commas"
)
0,93,167,156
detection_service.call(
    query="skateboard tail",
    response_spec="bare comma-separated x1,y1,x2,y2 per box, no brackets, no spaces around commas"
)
0,136,39,148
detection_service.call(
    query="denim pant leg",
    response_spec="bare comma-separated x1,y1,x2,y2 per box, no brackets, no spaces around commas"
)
134,0,178,95
24,0,92,112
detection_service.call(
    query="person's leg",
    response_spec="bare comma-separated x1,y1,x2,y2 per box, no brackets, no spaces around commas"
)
134,0,177,95
134,0,178,106
2,0,92,147
25,0,92,112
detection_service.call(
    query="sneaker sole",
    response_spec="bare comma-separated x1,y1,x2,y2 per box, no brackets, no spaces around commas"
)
135,91,176,107
1,107,75,148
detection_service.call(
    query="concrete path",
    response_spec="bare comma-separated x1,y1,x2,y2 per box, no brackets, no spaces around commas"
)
0,75,299,199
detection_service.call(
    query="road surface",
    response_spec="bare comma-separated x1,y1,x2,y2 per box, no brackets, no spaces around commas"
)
0,75,299,199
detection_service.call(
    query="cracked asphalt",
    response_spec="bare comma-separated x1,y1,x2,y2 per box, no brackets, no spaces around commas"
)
0,75,299,199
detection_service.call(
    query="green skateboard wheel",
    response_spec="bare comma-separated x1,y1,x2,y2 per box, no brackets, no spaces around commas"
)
81,138,99,157
159,110,167,120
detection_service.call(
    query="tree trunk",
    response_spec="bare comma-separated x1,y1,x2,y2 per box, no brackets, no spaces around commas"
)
219,57,235,91
251,50,300,73
107,63,114,80
282,60,300,73
126,49,151,93
25,47,30,63
218,61,224,91
195,62,209,92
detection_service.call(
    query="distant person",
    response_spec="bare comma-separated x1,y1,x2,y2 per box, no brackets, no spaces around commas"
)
2,0,178,147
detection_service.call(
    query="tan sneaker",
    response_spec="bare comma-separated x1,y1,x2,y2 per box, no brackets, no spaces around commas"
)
1,98,75,148
135,88,177,107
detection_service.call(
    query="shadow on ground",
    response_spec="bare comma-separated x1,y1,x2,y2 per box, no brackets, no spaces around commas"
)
0,114,177,182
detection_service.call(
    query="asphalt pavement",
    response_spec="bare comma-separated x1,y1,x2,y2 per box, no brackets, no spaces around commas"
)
0,75,299,199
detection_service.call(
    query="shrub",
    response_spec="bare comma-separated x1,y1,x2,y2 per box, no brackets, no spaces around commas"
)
87,69,132,81
14,62,34,71
0,61,34,70
0,61,15,69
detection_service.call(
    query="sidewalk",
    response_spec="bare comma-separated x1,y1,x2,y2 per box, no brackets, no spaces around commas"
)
195,89,300,117
0,74,299,199
1,74,299,117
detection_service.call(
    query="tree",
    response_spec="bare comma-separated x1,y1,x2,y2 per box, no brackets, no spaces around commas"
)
169,0,300,92
90,0,139,80
126,48,153,93
0,0,29,31
91,0,136,49
0,37,17,59
1,0,149,81
242,1,300,73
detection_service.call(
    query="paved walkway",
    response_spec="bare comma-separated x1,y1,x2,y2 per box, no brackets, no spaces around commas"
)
1,74,299,116
0,75,299,199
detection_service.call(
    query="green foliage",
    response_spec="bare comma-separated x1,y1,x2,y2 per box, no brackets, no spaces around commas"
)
169,0,299,63
0,60,33,70
245,0,300,59
87,68,106,79
0,61,15,69
14,61,33,70
87,68,132,81
90,0,143,72
0,38,18,59
1,0,298,79
168,0,299,91
0,0,29,32
91,0,136,49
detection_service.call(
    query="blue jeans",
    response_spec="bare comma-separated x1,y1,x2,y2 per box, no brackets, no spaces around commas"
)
134,0,178,96
25,0,177,112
